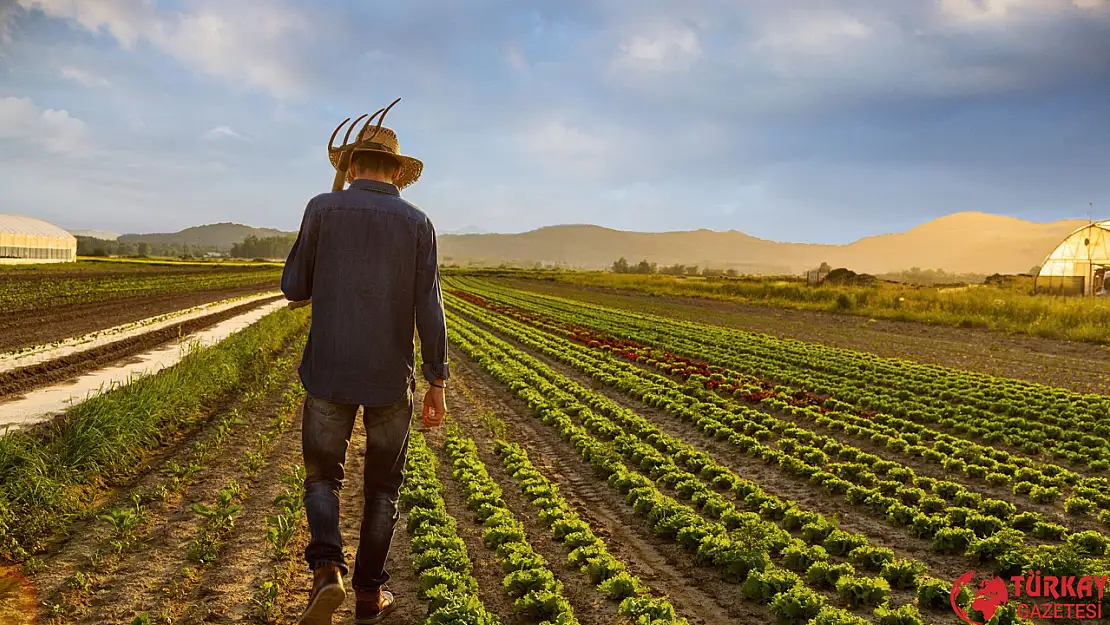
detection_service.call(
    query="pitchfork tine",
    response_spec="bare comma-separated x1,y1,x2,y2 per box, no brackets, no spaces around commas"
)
328,117,351,151
366,98,401,143
356,107,387,143
341,113,369,147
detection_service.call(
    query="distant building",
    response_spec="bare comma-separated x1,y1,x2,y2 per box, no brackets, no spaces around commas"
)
0,214,78,264
1035,220,1110,296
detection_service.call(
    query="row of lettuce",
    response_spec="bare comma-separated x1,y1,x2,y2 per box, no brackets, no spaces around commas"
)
446,278,1110,522
445,291,1110,573
444,311,1032,625
448,276,1108,441
400,419,695,624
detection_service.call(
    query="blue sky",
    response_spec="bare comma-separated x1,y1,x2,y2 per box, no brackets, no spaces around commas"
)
0,0,1108,243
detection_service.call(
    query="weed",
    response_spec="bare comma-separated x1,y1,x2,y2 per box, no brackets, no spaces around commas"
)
65,571,93,594
244,450,265,476
99,506,144,537
250,579,281,623
264,514,296,560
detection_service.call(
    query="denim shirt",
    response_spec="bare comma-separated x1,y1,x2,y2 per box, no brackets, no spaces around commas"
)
281,179,449,406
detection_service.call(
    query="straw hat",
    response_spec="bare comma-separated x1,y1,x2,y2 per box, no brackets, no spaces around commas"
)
327,99,423,190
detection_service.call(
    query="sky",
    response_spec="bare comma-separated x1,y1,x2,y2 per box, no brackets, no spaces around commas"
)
0,0,1108,244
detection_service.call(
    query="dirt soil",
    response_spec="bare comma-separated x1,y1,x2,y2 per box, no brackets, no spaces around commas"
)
499,278,1110,394
0,284,279,352
0,295,283,402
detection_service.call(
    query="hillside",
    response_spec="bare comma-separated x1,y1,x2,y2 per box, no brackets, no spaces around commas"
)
117,222,292,250
99,212,1087,274
437,212,1088,275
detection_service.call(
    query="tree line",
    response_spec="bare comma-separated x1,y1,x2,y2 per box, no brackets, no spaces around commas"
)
76,234,297,259
229,234,297,259
611,257,738,277
76,237,219,258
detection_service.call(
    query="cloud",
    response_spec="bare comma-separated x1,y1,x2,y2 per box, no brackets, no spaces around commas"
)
752,10,872,55
0,2,19,44
938,0,1109,24
203,125,248,141
0,96,92,156
59,66,112,88
517,118,624,178
506,44,528,73
613,19,702,73
17,0,153,49
149,3,311,99
15,0,315,98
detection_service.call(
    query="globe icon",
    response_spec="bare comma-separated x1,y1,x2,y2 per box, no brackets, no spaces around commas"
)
970,577,1009,622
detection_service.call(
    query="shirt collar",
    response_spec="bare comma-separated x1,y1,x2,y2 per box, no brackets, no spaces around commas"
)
349,179,400,196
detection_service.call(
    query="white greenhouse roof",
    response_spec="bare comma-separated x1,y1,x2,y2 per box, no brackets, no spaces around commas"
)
1037,220,1110,278
0,214,77,240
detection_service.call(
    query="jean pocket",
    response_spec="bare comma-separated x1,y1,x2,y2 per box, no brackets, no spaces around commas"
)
306,395,344,418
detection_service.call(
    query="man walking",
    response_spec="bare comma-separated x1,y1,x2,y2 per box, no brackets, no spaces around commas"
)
281,103,448,624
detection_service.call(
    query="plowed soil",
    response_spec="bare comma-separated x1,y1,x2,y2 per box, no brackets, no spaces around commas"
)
0,295,283,401
0,284,280,352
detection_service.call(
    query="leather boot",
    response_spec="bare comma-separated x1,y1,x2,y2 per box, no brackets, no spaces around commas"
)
297,563,346,625
355,587,396,623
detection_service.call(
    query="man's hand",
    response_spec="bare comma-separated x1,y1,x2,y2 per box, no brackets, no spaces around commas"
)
422,381,447,428
287,299,311,310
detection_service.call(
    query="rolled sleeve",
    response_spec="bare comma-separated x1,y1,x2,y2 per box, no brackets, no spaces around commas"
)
281,199,320,302
415,218,449,381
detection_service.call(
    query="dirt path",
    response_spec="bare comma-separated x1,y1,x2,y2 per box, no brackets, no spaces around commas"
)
499,278,1110,394
449,348,767,624
281,414,427,625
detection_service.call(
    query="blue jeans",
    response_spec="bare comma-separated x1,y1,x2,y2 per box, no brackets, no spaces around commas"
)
301,391,412,590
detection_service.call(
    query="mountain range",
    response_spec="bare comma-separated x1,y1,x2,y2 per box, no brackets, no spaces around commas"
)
437,212,1087,275
76,212,1090,275
114,222,290,249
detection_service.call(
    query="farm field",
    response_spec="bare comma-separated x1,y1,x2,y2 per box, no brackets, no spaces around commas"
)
0,260,283,351
483,275,1110,395
464,269,1110,348
3,276,1110,625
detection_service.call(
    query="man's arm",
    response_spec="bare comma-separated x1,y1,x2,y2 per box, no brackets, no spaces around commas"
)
281,199,320,303
415,217,449,383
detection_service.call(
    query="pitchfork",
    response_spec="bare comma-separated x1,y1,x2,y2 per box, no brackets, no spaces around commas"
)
327,97,402,193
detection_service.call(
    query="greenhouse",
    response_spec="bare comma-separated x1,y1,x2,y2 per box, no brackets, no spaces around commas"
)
1035,220,1110,296
0,214,78,264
